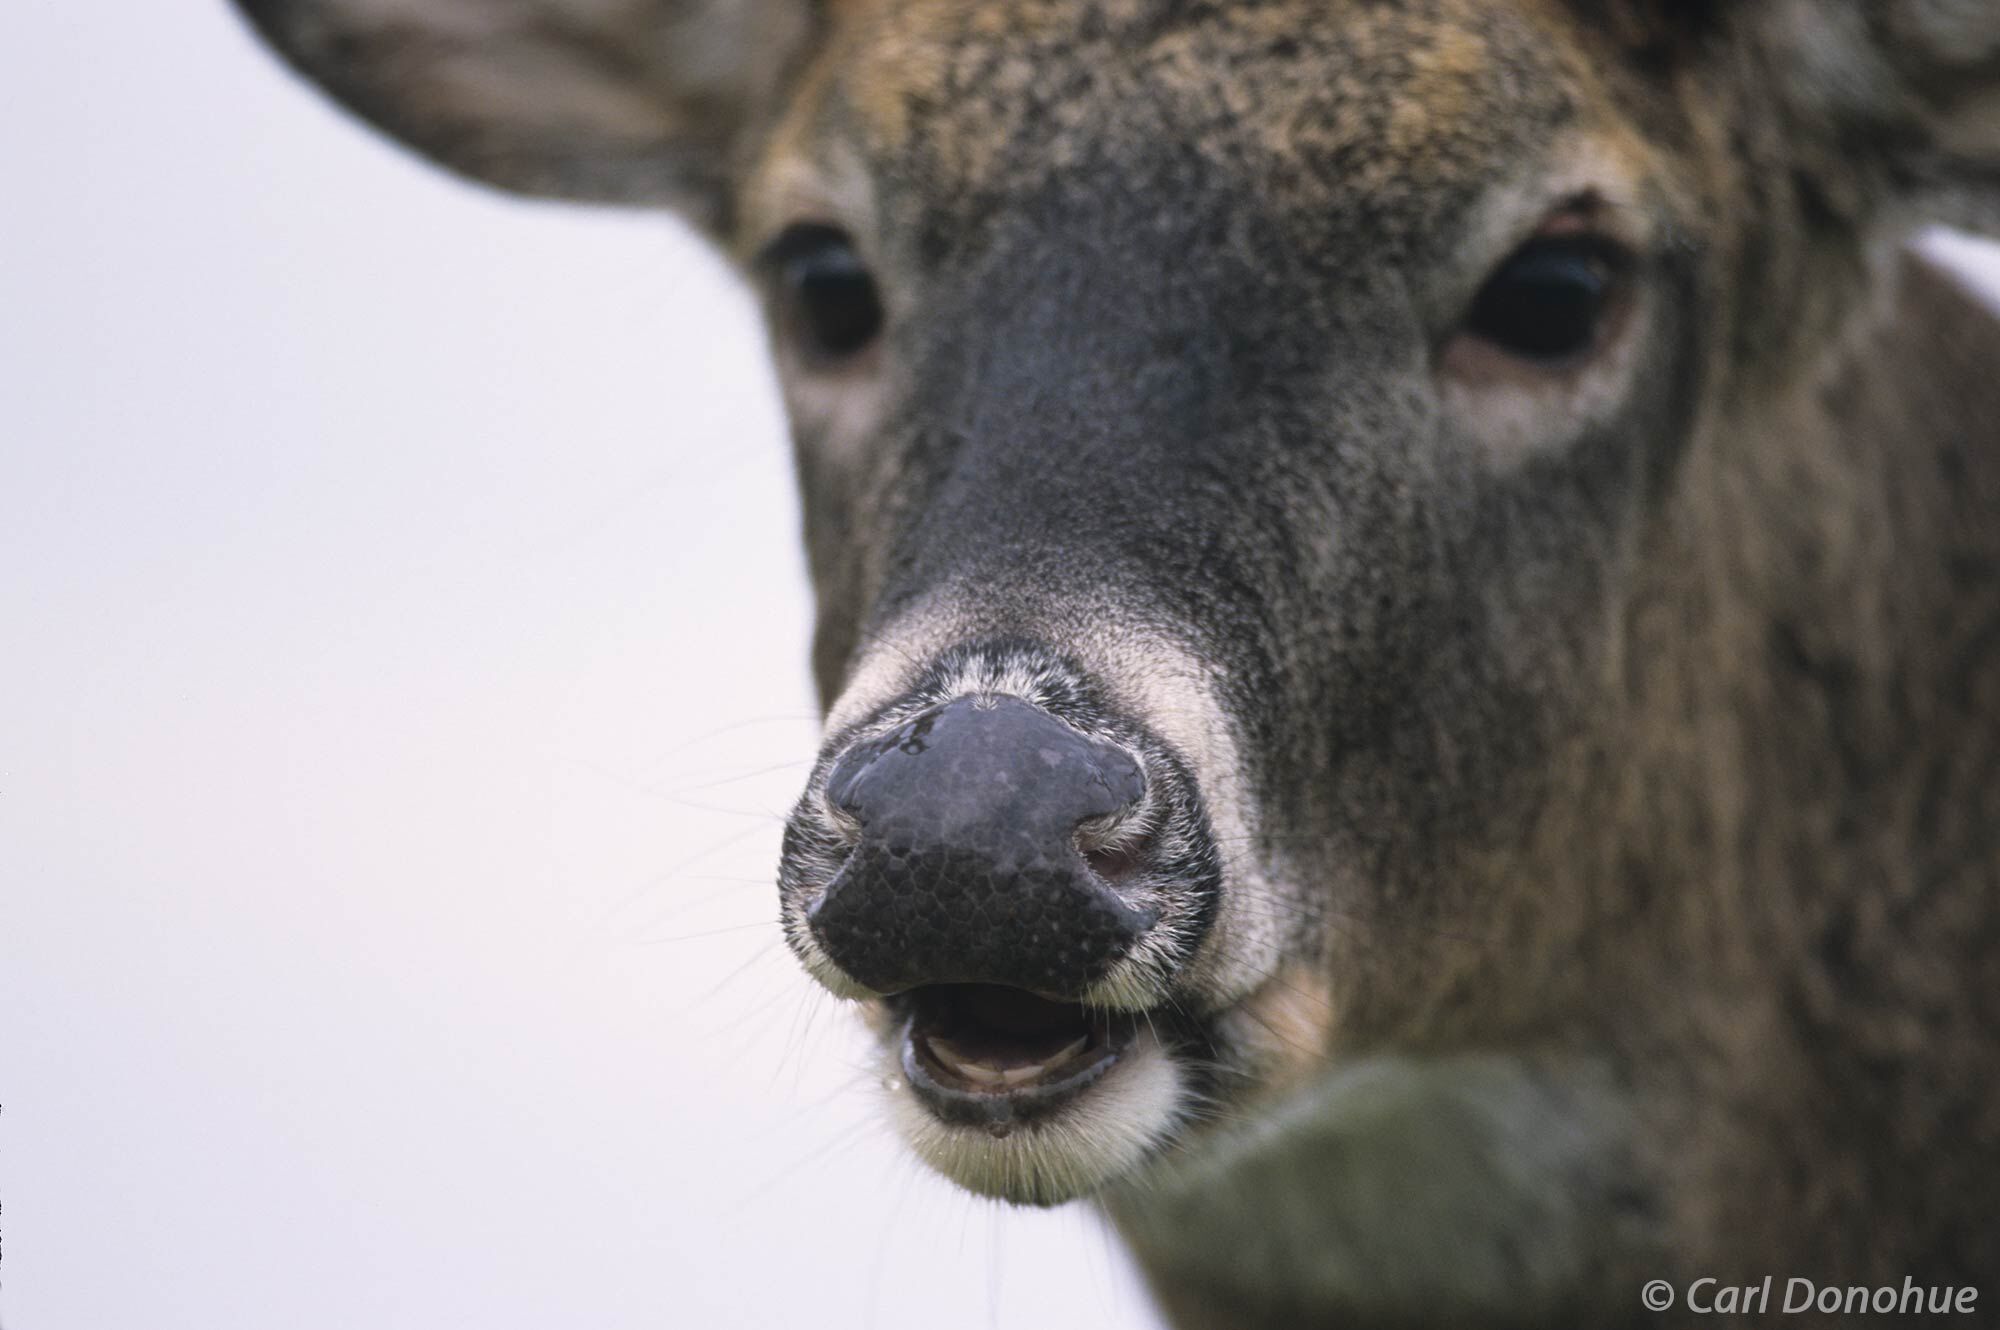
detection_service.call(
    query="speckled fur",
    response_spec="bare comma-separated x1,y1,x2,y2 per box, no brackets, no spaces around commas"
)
238,1,2000,1323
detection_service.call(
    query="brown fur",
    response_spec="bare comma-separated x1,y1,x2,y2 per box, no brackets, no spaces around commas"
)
234,1,2000,1322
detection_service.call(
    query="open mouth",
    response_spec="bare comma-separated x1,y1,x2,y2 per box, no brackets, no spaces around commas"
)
898,984,1139,1131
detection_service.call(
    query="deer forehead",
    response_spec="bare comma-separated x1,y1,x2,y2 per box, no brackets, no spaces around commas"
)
746,0,1663,248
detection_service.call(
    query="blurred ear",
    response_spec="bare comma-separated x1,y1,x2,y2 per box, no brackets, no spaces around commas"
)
1744,0,2000,235
235,0,823,232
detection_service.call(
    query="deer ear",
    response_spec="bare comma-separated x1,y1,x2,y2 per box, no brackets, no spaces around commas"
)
234,0,823,232
1744,1,2000,235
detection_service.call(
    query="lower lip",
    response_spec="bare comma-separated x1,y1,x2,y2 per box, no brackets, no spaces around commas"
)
899,1017,1133,1130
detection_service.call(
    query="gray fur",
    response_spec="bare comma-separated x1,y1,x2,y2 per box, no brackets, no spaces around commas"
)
233,1,2000,1323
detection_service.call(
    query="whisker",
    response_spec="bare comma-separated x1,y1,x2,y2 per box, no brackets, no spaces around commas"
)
700,970,821,1041
581,820,777,941
631,918,777,945
634,712,822,778
685,937,786,1012
727,1113,884,1220
656,795,793,822
659,756,816,798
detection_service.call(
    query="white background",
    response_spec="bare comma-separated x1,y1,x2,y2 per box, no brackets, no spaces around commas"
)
2,4,1996,1329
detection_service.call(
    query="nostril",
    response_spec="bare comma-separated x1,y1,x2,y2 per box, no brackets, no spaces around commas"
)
823,742,874,819
1077,810,1154,886
1084,841,1144,884
819,789,863,846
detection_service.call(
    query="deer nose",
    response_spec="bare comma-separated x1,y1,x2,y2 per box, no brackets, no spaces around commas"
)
806,695,1156,997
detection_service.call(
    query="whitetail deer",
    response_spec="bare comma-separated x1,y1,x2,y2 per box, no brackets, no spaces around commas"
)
236,2,2000,1323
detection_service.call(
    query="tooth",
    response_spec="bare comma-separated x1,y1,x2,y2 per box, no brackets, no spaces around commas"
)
927,1036,971,1065
998,1036,1086,1085
928,1038,1005,1084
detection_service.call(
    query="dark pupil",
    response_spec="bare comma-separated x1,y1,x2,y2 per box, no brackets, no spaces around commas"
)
1468,241,1612,360
786,243,884,358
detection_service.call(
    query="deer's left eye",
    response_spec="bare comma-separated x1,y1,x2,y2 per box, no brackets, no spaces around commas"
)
765,225,884,364
1464,238,1624,362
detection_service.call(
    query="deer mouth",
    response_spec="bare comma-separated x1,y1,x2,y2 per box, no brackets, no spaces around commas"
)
897,984,1139,1128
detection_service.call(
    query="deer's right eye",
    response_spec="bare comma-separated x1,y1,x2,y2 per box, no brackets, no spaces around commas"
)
1463,236,1626,364
765,225,885,364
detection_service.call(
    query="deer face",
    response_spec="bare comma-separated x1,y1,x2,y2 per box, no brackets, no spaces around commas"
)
237,0,2000,1209
753,3,1714,1204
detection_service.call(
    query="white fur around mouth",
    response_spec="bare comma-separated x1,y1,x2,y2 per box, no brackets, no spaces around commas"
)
883,1016,1185,1207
